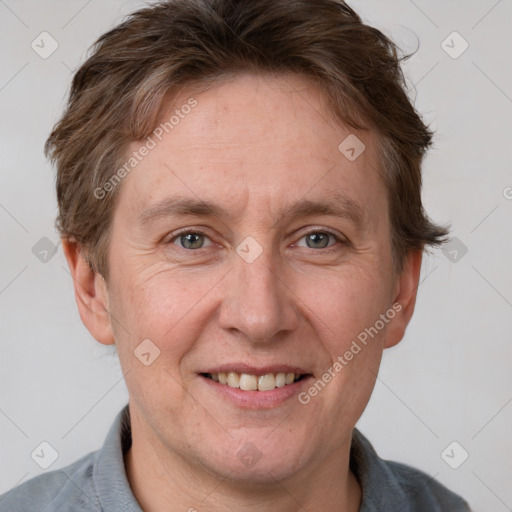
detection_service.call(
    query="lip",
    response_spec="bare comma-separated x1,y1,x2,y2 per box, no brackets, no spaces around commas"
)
199,364,313,409
201,363,311,376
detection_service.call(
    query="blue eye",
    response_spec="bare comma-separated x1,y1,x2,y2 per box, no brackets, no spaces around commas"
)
168,229,344,252
303,232,332,249
171,231,212,250
296,230,341,249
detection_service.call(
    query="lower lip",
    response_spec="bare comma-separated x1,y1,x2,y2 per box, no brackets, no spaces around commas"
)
200,375,312,409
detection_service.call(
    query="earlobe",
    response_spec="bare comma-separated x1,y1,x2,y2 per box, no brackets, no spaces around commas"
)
384,249,423,349
62,238,115,346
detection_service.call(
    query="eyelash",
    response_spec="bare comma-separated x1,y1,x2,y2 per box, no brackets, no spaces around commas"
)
167,228,347,252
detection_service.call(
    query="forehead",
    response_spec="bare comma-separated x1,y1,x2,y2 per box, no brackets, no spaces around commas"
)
118,72,386,228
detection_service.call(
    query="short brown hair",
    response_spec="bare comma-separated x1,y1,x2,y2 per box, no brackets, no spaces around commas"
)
46,0,448,281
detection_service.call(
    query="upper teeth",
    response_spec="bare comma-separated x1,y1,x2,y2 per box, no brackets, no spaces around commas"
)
209,372,299,391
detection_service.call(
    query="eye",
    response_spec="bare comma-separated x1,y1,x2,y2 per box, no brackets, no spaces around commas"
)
169,230,213,250
167,228,345,252
295,230,343,250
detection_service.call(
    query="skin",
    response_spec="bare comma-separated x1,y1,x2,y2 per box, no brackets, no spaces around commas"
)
63,72,422,511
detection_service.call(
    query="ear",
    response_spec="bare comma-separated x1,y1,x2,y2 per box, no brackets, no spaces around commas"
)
62,238,115,345
384,249,423,349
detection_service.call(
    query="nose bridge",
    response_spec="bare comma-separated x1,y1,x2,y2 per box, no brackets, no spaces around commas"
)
219,242,298,342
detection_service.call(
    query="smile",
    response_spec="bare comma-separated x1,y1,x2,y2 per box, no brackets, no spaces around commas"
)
202,372,307,391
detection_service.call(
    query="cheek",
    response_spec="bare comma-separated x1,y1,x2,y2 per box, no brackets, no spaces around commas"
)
305,267,393,346
109,269,206,416
110,267,220,363
307,267,394,408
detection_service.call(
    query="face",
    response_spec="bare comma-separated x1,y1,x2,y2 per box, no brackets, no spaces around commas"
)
84,73,418,483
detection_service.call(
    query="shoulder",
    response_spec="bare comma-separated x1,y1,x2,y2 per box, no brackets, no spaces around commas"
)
351,429,471,512
0,451,99,512
385,459,471,511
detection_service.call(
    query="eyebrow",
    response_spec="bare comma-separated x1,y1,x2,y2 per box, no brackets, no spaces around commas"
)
139,197,231,225
282,194,366,228
138,193,367,228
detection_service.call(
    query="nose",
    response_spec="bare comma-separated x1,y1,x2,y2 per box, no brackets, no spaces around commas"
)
218,246,299,344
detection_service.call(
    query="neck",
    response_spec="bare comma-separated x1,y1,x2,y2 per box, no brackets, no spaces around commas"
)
124,412,361,512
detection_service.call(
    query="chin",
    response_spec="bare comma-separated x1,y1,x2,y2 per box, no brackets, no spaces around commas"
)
220,456,306,485
200,432,312,484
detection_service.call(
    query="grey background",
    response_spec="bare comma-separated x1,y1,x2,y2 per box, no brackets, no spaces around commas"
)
1,1,511,510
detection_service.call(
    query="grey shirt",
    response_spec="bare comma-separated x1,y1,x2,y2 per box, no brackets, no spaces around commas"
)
0,404,470,511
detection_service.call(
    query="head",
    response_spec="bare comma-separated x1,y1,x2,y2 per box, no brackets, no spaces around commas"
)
49,0,448,487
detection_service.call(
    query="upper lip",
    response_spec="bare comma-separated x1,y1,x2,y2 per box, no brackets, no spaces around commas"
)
201,363,311,377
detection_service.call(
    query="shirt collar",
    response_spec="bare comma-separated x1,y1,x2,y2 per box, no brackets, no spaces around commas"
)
350,428,413,511
93,404,142,511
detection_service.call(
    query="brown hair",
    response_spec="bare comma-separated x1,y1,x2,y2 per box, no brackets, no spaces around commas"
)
46,0,448,281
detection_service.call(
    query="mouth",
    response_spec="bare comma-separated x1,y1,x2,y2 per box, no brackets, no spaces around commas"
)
199,365,314,408
201,371,309,391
